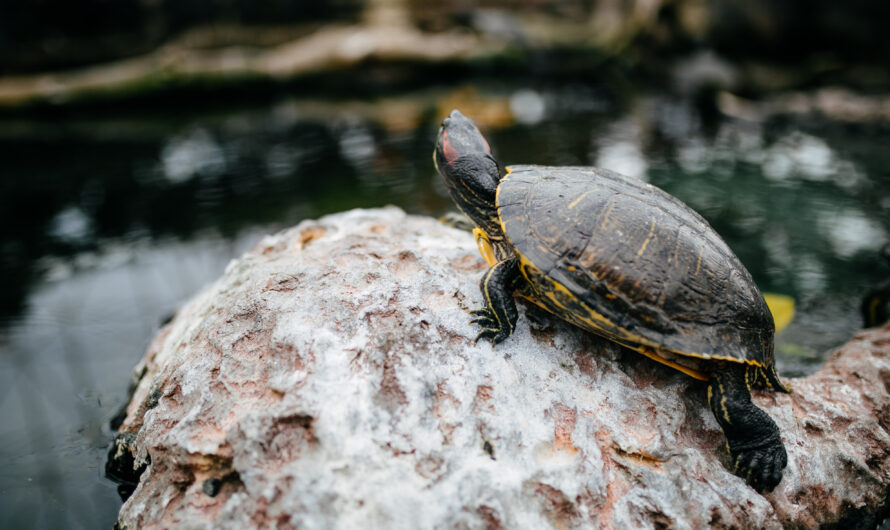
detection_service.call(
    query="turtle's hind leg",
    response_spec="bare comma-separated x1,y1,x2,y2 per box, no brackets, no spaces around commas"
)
708,364,787,492
471,258,521,344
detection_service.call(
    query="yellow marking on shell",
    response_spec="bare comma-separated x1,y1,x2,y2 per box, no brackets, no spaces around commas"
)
516,253,614,329
567,191,591,210
633,346,709,381
494,174,504,222
636,219,657,258
694,250,703,275
544,291,569,312
524,256,712,379
599,199,617,230
517,251,768,375
474,228,498,267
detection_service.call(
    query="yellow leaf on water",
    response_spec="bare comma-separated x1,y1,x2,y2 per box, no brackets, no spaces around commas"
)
763,293,795,333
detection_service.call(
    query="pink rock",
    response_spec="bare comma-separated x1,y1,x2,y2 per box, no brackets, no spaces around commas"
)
109,207,890,529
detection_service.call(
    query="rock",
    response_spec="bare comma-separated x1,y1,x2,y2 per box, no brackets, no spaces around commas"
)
110,207,890,529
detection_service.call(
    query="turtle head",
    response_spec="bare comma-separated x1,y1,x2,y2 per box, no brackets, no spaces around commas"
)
435,109,492,167
434,110,502,237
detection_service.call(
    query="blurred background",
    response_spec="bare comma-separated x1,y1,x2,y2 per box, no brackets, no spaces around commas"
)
1,0,889,527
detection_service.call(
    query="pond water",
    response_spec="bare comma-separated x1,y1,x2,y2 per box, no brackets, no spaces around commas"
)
1,83,888,527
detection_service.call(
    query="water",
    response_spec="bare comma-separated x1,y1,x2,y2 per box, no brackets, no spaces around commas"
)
1,84,888,527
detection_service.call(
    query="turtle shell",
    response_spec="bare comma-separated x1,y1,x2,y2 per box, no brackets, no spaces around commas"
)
496,165,775,373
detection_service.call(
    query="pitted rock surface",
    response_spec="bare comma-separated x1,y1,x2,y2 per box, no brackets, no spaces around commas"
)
111,207,890,529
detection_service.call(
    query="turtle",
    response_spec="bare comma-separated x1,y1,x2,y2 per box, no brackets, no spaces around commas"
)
434,109,789,492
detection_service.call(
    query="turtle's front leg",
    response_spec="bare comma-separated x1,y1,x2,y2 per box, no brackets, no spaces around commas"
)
470,258,521,344
708,365,787,492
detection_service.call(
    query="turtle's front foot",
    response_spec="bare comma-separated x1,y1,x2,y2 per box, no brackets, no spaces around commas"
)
471,258,521,345
730,434,787,492
470,307,511,344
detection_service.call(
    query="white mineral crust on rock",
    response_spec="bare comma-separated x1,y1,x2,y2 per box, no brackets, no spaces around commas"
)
112,207,890,529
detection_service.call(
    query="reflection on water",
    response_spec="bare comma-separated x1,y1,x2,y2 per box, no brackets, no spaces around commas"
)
0,231,265,528
594,116,649,181
0,84,888,526
160,128,227,184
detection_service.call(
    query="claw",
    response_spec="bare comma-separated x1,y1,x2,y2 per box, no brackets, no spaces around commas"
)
470,317,496,327
469,303,512,345
746,454,761,486
469,306,502,341
474,327,510,345
474,329,497,345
